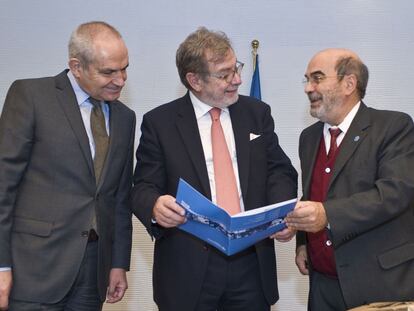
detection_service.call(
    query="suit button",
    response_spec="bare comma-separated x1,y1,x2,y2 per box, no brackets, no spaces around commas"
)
326,240,332,246
81,231,89,237
203,245,208,251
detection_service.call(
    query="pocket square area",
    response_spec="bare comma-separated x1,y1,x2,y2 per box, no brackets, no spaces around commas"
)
249,133,261,141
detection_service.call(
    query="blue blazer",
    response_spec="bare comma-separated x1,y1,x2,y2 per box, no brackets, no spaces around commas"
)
132,92,297,311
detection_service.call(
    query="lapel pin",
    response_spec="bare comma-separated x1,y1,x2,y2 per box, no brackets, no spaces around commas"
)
354,136,360,142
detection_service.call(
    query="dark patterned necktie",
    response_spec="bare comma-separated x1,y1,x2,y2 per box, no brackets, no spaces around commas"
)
89,98,109,183
328,128,342,158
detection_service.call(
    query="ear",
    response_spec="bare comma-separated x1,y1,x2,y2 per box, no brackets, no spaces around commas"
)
68,58,82,78
343,74,357,96
185,72,203,92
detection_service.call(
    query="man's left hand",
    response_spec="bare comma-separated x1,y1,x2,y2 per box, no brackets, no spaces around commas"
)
270,227,296,242
285,201,328,232
106,268,128,303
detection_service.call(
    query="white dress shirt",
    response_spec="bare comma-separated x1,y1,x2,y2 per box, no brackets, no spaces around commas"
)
323,102,361,153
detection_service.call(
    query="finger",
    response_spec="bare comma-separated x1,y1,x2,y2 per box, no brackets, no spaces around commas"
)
273,228,295,242
166,200,186,216
287,206,312,219
107,285,127,303
287,223,312,232
297,261,309,275
106,284,115,302
156,195,185,216
156,210,186,227
298,256,310,275
154,205,186,227
162,207,186,223
156,218,181,228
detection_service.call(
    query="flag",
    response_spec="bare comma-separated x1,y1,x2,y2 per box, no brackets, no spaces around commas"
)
250,53,261,100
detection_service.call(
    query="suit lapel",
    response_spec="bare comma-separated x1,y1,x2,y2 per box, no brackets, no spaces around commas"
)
329,103,370,188
229,101,250,202
175,94,211,198
54,71,94,177
302,122,324,198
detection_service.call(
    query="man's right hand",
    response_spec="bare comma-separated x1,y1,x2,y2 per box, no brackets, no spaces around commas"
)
0,270,12,311
152,195,186,228
295,245,309,275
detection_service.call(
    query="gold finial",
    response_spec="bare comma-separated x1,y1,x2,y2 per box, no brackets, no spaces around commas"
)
251,39,259,51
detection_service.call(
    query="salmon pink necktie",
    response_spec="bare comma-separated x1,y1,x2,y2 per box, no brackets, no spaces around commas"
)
209,107,241,215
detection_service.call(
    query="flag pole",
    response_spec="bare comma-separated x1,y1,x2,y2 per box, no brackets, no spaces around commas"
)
250,39,261,100
251,39,259,70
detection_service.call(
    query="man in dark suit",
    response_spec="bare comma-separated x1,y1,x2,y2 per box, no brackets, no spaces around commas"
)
132,27,297,311
0,21,135,310
286,48,414,310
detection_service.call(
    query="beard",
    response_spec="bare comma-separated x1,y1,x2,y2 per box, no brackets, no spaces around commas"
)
308,90,342,123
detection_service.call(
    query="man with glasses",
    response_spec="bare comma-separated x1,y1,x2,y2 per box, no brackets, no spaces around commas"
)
132,27,297,311
286,48,414,310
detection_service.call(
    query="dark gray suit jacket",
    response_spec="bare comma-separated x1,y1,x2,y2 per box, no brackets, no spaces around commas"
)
297,103,414,308
132,93,297,311
0,70,135,303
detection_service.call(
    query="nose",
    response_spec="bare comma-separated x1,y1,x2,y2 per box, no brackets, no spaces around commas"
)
231,71,242,85
112,70,127,86
304,80,315,94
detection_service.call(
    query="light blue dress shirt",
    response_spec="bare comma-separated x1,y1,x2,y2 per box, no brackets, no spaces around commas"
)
67,71,110,158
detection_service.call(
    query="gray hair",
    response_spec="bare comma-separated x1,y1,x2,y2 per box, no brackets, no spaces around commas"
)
336,56,369,99
68,21,122,68
176,26,233,90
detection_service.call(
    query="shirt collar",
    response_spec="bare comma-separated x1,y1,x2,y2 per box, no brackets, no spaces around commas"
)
189,91,229,120
67,70,91,106
324,101,361,135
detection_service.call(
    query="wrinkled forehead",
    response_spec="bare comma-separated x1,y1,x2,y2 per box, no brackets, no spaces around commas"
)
205,48,236,70
306,52,338,77
306,49,358,77
205,47,234,64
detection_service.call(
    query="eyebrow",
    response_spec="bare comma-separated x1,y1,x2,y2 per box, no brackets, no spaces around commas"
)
100,63,129,74
305,70,326,78
215,60,238,73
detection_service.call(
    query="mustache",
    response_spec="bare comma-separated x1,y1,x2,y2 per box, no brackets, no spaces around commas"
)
308,92,322,102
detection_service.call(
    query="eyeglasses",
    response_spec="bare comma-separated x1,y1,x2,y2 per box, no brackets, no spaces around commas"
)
208,60,244,83
302,74,343,86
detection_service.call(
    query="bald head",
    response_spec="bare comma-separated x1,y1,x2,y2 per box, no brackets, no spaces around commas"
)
303,48,370,125
68,21,126,68
308,48,369,99
310,48,360,64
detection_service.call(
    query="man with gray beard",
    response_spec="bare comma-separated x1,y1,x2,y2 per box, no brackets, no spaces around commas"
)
286,48,414,310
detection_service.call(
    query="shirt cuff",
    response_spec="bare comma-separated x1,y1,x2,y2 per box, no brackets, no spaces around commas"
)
0,267,11,272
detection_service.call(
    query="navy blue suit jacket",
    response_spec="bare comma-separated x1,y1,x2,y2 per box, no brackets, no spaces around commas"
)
132,93,297,310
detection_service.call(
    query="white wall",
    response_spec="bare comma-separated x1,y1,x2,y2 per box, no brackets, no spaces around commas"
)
1,1,413,310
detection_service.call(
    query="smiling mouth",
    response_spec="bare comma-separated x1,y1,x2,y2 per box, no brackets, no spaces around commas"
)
226,89,238,94
308,93,322,103
106,87,122,93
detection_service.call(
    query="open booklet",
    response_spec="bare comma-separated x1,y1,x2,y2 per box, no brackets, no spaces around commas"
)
176,178,297,256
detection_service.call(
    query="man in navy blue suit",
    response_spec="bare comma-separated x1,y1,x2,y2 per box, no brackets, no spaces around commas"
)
132,27,297,311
